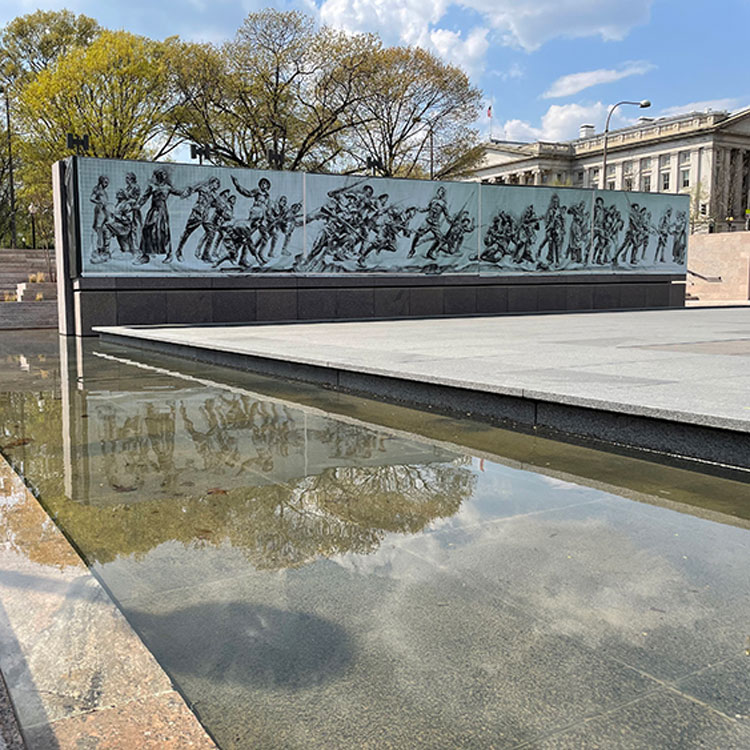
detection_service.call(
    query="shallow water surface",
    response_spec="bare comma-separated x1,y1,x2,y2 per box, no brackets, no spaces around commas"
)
1,331,749,749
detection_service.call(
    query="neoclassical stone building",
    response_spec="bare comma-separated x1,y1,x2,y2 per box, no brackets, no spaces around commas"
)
468,108,750,232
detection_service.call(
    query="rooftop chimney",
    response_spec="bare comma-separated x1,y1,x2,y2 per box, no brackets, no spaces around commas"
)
579,124,595,139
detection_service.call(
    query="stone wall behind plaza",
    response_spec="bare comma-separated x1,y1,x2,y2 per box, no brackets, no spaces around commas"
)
54,157,688,336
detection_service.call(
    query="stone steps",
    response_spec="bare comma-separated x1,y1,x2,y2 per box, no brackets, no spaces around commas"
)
16,282,57,301
0,300,58,329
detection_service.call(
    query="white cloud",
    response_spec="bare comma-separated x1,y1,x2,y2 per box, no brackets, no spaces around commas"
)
501,101,608,142
320,0,652,77
430,26,489,78
454,0,653,51
658,98,744,117
543,60,655,99
489,61,524,81
319,0,448,47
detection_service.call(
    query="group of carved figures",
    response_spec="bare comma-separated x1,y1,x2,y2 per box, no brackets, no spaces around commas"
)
89,169,303,268
89,172,686,272
88,170,478,270
482,194,687,269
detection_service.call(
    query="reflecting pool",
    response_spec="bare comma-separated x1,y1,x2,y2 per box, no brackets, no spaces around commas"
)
1,330,749,749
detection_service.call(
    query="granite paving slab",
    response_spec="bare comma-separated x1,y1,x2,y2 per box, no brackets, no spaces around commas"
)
0,456,216,749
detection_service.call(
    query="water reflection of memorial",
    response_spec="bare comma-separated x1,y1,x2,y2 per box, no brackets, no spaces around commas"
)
56,346,475,569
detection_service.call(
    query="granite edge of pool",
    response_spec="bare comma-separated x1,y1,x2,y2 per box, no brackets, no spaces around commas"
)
0,455,218,750
93,325,750,475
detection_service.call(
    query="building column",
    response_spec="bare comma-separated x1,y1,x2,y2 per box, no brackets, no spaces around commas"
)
731,148,744,221
669,153,679,195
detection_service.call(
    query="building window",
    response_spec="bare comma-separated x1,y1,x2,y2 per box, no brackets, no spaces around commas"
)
606,165,616,178
623,160,633,175
679,151,691,165
681,169,690,189
641,175,651,192
640,157,652,171
624,177,634,191
700,203,707,215
576,171,584,184
661,172,670,191
659,154,671,169
607,180,615,191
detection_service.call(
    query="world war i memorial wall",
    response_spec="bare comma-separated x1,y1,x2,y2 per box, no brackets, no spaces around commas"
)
53,156,688,336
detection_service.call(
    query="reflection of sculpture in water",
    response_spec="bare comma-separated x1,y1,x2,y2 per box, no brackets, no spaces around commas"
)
95,403,150,493
179,394,299,476
317,422,387,459
144,402,178,491
180,398,240,473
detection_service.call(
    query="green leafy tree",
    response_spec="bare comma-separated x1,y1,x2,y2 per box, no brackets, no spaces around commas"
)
15,30,179,227
0,9,100,246
171,10,381,171
344,46,483,179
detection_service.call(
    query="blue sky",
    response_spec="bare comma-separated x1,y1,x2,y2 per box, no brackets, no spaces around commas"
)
2,0,749,142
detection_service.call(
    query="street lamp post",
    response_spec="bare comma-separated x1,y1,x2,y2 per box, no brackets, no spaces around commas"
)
602,99,651,190
28,203,37,250
0,85,17,247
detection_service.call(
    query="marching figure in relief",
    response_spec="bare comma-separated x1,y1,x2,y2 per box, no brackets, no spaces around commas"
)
654,206,673,263
537,194,565,266
136,167,183,265
408,186,449,260
89,175,110,265
124,172,142,253
230,175,272,266
174,176,221,262
565,200,588,263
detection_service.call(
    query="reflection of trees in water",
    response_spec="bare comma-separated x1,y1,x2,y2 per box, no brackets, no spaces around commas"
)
0,388,477,571
45,459,476,571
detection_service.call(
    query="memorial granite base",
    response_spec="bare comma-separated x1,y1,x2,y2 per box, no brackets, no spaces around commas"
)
69,273,684,336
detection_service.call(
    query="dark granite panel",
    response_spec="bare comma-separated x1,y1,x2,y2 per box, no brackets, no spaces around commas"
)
619,283,649,309
374,287,409,318
116,290,167,326
114,276,207,290
476,286,509,314
75,291,117,336
165,291,214,324
593,285,622,310
213,274,297,289
336,288,375,319
256,289,297,321
211,290,257,323
669,282,686,308
298,288,336,320
646,283,671,308
566,285,595,311
507,286,538,313
444,286,477,315
410,287,444,316
537,285,567,312
74,277,116,290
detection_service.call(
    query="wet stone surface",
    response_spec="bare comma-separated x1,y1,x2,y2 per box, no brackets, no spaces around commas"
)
0,330,749,749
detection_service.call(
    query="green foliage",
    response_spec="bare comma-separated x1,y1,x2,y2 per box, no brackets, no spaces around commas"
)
0,7,487,247
345,46,483,178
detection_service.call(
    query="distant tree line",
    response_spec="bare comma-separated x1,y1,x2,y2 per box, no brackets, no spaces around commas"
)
0,9,483,248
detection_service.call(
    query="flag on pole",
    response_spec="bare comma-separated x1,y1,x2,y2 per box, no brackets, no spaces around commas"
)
487,105,492,118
